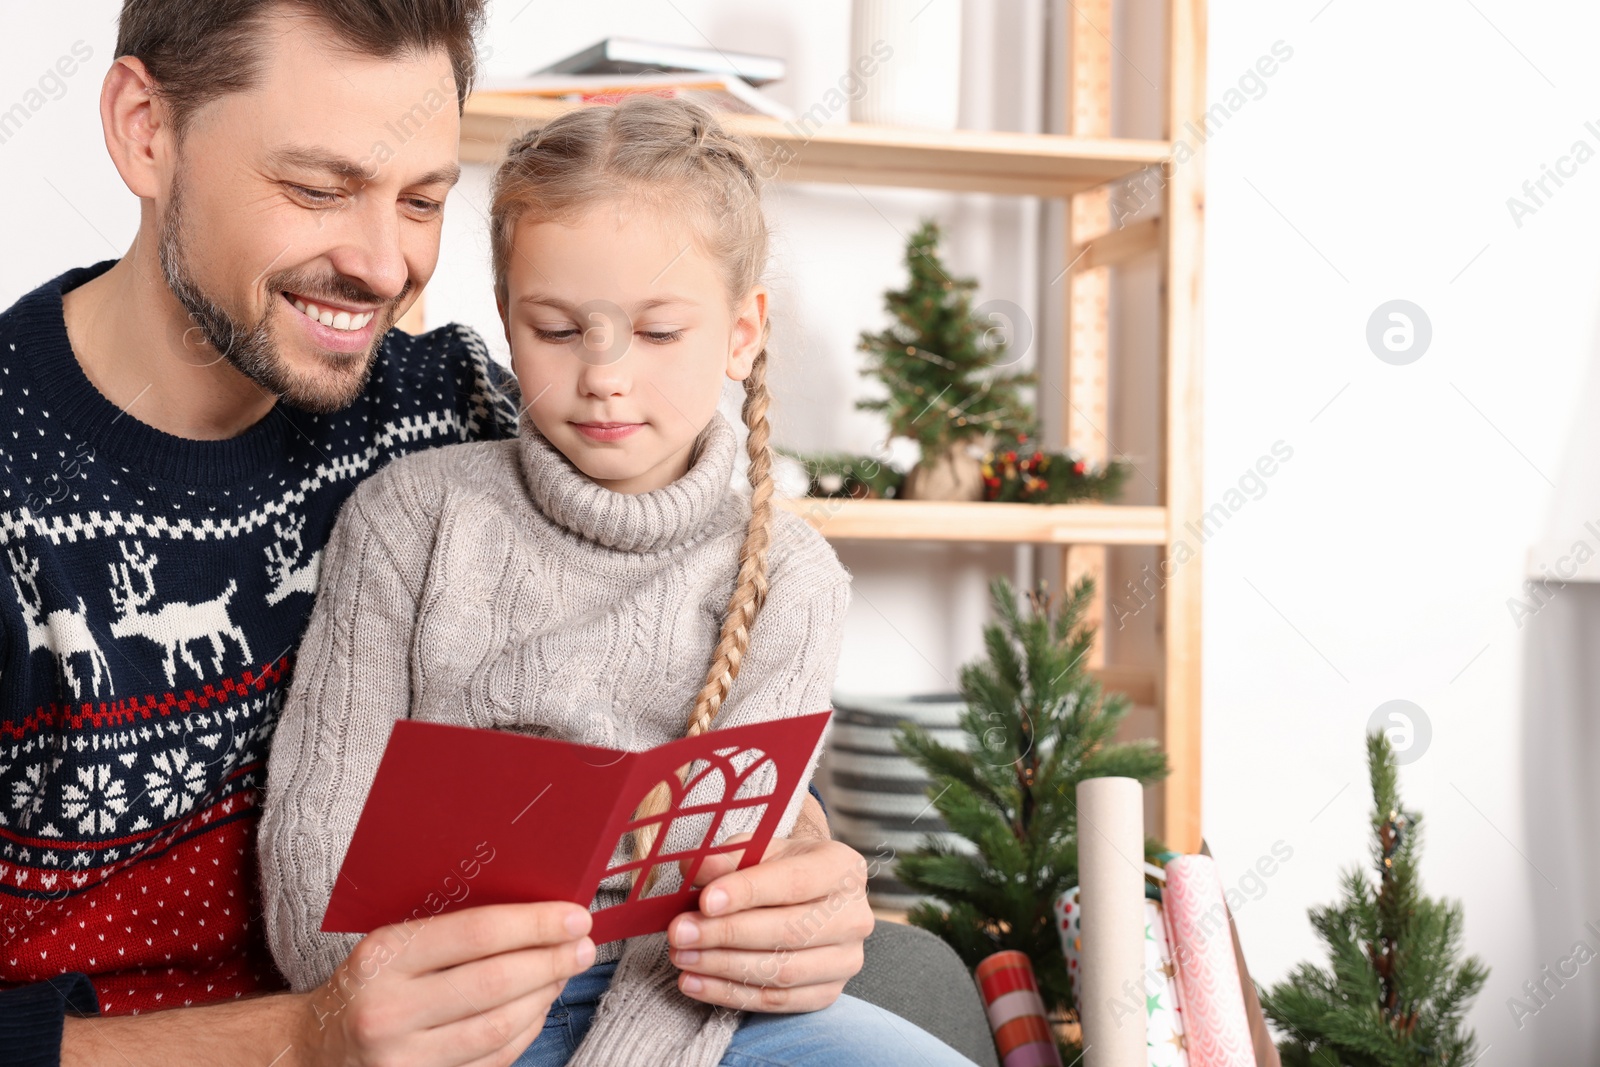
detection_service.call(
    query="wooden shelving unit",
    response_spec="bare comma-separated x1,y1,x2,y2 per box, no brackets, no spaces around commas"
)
462,93,1169,197
453,0,1206,851
776,499,1167,546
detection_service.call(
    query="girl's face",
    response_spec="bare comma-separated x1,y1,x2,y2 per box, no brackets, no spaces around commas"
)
499,199,766,495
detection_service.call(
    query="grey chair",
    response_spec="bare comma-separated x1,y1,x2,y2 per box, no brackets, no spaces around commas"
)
843,920,1000,1067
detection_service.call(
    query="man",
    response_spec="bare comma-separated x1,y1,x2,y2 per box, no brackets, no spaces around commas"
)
0,3,874,1064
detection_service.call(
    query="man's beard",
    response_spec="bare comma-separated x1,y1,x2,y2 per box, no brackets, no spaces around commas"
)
156,172,405,415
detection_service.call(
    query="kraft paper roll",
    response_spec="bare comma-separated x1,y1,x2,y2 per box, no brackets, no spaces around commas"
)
1163,855,1255,1067
1075,777,1148,1067
976,950,1063,1067
1057,889,1190,1066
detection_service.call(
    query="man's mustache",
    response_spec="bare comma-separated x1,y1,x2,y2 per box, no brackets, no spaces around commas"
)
270,271,412,313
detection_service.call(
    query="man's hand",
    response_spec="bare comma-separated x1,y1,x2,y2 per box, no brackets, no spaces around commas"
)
296,902,596,1067
60,902,596,1067
665,801,873,1014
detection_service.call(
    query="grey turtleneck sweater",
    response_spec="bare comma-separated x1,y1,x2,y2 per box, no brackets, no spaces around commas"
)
258,411,850,1066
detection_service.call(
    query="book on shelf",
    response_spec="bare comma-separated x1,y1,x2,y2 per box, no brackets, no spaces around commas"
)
475,71,794,121
535,36,785,87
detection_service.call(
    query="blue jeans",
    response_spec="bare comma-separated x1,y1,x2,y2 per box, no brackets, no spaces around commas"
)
510,959,978,1066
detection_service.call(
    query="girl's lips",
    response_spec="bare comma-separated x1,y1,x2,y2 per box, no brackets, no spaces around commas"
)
573,422,644,442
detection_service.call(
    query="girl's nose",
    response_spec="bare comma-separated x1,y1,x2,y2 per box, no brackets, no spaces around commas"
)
575,300,632,368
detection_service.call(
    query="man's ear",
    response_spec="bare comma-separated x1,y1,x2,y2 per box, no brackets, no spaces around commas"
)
726,286,767,382
100,56,170,200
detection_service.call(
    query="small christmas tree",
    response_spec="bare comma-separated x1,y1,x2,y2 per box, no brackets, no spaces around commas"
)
1260,732,1488,1067
858,219,1035,497
895,576,1168,1015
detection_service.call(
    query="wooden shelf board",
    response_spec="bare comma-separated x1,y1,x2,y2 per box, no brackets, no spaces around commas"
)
460,93,1170,196
777,498,1167,545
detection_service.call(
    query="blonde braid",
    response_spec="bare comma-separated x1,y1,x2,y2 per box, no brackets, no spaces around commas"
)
686,343,775,736
631,332,777,893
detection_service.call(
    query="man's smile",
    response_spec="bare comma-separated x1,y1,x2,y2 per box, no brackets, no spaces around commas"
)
282,289,378,332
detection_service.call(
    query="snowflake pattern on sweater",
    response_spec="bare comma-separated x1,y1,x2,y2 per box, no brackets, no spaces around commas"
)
0,261,520,1014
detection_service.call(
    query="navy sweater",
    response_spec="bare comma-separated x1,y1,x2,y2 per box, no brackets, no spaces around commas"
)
0,261,520,1049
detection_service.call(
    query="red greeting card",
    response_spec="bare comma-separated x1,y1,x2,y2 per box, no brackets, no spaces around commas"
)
321,711,831,945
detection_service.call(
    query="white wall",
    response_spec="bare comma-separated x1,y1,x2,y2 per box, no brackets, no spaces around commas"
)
1201,1,1600,1060
0,7,132,298
6,0,1597,1057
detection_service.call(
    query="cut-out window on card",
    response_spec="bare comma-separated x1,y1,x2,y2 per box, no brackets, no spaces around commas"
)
599,746,777,907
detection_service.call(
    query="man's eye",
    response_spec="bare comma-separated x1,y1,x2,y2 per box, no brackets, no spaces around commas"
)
407,197,443,217
287,184,339,205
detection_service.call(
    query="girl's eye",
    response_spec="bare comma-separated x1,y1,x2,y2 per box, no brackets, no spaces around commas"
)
534,327,580,343
639,330,683,344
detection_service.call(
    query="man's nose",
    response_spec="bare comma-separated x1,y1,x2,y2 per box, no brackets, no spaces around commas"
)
322,197,410,303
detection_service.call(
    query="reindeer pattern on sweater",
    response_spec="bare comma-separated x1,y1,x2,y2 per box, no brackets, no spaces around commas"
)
0,261,519,1014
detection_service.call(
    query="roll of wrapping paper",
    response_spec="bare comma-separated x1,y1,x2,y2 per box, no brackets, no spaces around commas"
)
1163,855,1254,1067
1144,899,1191,1067
1075,777,1148,1067
1057,889,1190,1067
976,951,1063,1067
1054,886,1083,1009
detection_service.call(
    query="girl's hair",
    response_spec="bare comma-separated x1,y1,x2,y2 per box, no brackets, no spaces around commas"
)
489,96,776,889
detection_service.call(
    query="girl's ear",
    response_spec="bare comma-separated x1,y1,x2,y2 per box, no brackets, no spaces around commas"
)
725,286,767,382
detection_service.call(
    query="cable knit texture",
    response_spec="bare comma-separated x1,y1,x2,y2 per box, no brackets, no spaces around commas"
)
258,409,850,1067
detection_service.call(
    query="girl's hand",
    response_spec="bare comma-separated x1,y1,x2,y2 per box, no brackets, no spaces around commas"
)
664,806,874,1013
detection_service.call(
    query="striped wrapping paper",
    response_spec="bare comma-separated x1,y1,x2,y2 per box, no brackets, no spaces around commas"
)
976,950,1063,1067
1056,889,1190,1066
1163,856,1255,1067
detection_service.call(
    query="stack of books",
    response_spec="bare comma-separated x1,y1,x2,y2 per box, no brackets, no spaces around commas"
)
478,37,792,120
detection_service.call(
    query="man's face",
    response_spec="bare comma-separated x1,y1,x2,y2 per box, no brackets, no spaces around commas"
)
154,11,462,413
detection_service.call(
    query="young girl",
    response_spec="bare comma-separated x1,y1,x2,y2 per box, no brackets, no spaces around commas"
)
259,97,975,1067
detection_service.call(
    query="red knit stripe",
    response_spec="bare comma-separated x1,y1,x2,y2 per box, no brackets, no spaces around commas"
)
0,657,291,741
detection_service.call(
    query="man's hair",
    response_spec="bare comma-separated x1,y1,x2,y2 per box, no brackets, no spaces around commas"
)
117,0,487,137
